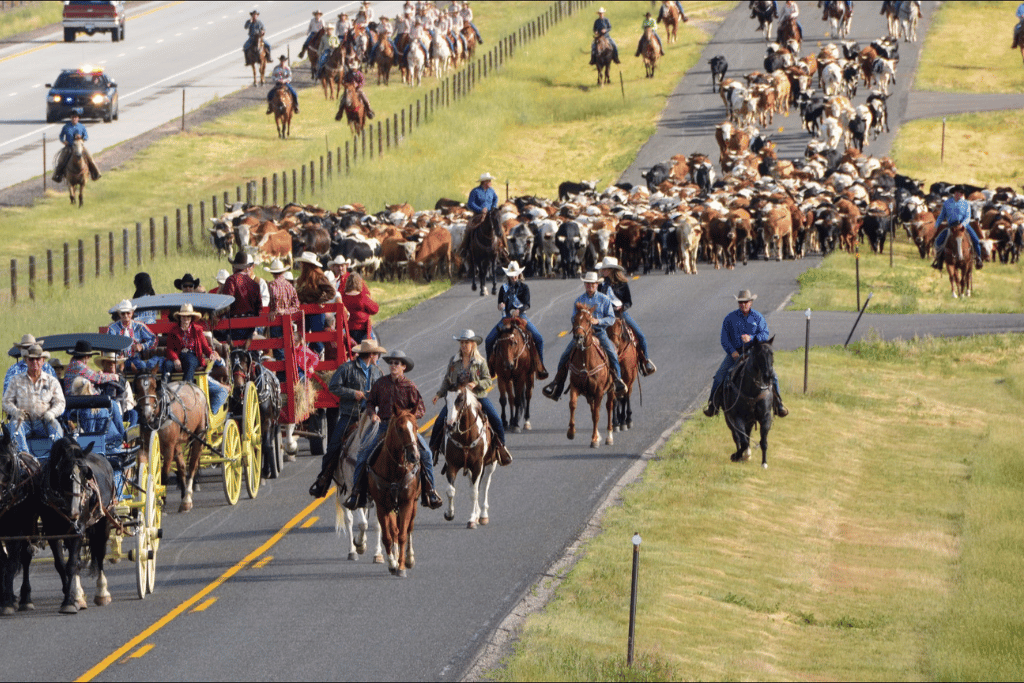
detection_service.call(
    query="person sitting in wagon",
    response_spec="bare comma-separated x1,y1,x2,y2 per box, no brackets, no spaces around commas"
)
4,334,58,396
107,299,161,373
162,304,229,415
67,376,127,451
64,340,121,395
98,350,137,428
3,344,65,454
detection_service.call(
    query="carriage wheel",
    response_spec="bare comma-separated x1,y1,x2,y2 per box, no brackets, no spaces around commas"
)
135,431,161,599
263,421,283,479
221,421,243,506
147,430,162,595
242,382,262,499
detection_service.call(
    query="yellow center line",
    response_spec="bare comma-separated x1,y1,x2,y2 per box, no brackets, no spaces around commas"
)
300,517,318,529
127,644,153,660
252,555,274,569
190,597,217,613
76,491,334,683
558,330,569,338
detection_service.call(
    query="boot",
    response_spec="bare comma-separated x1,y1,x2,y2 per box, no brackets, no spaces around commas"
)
975,256,983,270
532,345,549,380
342,472,368,510
931,256,943,270
643,359,657,376
87,160,101,181
309,470,332,498
703,386,720,417
542,364,567,401
366,107,375,119
293,103,299,114
773,390,789,418
494,441,513,466
428,423,444,461
421,475,443,509
612,370,627,397
266,105,273,115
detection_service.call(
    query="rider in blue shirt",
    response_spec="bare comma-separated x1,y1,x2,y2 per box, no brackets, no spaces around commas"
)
468,173,499,214
542,272,628,401
931,186,983,270
484,261,548,380
590,7,620,65
243,9,271,64
703,290,787,418
52,112,100,182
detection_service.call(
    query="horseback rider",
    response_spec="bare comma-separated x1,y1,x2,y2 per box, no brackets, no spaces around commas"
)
266,55,299,115
597,257,656,376
469,171,499,217
542,272,629,401
590,7,621,66
403,19,428,62
932,185,984,271
824,0,853,21
484,261,548,380
52,112,101,183
315,23,341,80
663,0,688,22
336,12,353,43
341,62,376,119
1015,2,1024,40
459,1,484,44
428,330,513,466
752,0,779,21
703,290,787,418
243,9,271,64
342,350,444,512
368,15,398,65
309,339,385,499
3,344,65,455
780,0,802,36
635,11,665,58
299,9,325,60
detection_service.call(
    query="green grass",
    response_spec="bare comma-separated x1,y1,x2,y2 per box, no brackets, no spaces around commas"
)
790,239,1024,314
915,1,1024,94
0,1,62,41
495,334,1024,681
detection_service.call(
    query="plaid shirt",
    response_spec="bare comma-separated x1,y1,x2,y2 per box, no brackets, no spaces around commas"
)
268,277,301,318
3,360,57,396
107,319,157,359
3,371,65,420
366,374,425,421
221,271,263,317
63,358,119,394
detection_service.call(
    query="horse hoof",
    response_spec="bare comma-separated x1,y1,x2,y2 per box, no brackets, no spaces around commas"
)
1,606,15,616
467,521,476,529
606,436,613,445
355,542,366,555
373,554,384,564
18,602,34,612
512,426,521,434
178,501,193,513
347,552,358,561
762,462,769,469
60,603,79,615
479,517,489,525
94,595,112,607
731,453,743,462
591,440,599,449
193,482,201,492
396,569,407,578
444,511,455,522
524,421,531,431
389,566,397,575
742,448,752,461
567,430,575,440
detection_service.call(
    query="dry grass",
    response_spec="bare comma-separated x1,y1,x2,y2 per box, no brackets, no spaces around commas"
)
0,1,63,41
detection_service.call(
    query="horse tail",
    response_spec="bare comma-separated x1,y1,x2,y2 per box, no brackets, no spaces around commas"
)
334,494,345,537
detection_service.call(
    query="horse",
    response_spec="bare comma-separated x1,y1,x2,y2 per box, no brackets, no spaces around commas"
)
366,408,419,577
245,32,268,86
0,424,39,615
566,303,613,448
657,1,682,44
440,386,498,529
63,136,89,208
721,337,776,469
336,81,367,135
134,373,209,513
939,224,974,298
333,413,384,563
373,37,397,86
881,0,900,38
1015,22,1024,65
750,0,778,42
898,0,921,42
37,437,115,613
593,33,613,86
464,208,506,296
777,16,802,52
405,40,426,87
460,23,478,61
492,317,536,433
229,350,282,478
319,46,345,100
607,316,639,437
300,27,325,78
818,0,852,38
641,26,660,78
269,85,294,140
430,29,453,78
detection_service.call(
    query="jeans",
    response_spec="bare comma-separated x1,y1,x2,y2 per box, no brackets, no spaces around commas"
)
71,404,126,449
591,36,619,62
306,312,325,355
557,328,620,378
431,396,505,448
620,311,649,359
11,417,63,456
934,225,982,260
125,356,162,373
267,84,299,108
710,354,781,400
244,37,271,55
351,418,434,492
320,409,358,476
163,352,199,381
369,38,397,63
485,317,544,364
208,379,228,414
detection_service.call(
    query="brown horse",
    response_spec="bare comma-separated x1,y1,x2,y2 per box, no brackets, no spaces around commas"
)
245,32,267,86
777,16,802,51
607,316,639,438
939,224,975,298
64,136,88,208
492,317,536,433
269,85,294,139
301,28,325,79
335,81,367,135
593,33,613,86
566,303,613,448
818,0,852,38
641,26,660,78
319,46,344,100
367,408,419,577
374,36,396,85
1014,23,1024,65
657,1,683,43
460,23,477,61
134,374,209,513
440,386,498,529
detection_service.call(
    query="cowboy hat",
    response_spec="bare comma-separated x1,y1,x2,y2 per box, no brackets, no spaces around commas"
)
278,55,288,62
331,254,350,267
382,350,414,372
294,252,323,268
266,258,289,274
502,261,525,278
250,8,259,15
174,273,201,290
479,172,495,182
68,339,99,357
215,268,230,284
284,271,294,281
24,344,49,360
14,333,43,349
114,299,136,314
326,23,336,30
597,7,607,13
596,256,624,271
734,289,758,302
47,357,64,370
312,9,322,15
352,339,386,355
98,350,119,363
229,251,253,270
453,329,483,344
580,271,601,284
173,303,204,320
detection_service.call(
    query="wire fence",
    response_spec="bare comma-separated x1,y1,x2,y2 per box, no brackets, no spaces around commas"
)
5,0,593,305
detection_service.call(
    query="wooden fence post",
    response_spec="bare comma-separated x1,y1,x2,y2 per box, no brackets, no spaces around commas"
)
10,259,16,304
94,234,100,277
385,118,391,150
273,174,278,205
378,123,383,156
77,239,84,285
318,157,323,190
292,168,297,202
176,208,182,251
262,176,268,204
361,127,367,158
163,216,169,257
345,141,350,174
327,151,332,178
108,232,114,274
28,255,35,300
48,249,54,286
236,186,241,203
122,229,129,270
200,201,206,234
188,204,195,246
212,195,219,217
149,218,156,259
401,108,406,139
135,223,142,265
63,243,70,288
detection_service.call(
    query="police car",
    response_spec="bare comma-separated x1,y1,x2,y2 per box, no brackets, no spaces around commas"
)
45,67,119,123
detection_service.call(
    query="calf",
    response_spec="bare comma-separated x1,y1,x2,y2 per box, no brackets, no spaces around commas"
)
555,221,584,279
708,55,728,92
558,179,599,201
848,115,868,152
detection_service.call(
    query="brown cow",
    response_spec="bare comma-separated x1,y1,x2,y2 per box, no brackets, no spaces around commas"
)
409,225,452,282
835,198,862,253
701,209,735,270
726,208,752,267
759,203,793,261
255,228,293,266
379,235,415,281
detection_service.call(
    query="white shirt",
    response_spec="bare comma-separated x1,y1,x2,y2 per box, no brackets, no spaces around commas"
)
780,2,799,21
307,16,325,36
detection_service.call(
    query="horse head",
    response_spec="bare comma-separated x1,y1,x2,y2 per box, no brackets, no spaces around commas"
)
71,136,86,158
388,409,419,465
572,303,596,351
133,371,166,430
230,349,251,392
749,335,776,383
46,437,95,522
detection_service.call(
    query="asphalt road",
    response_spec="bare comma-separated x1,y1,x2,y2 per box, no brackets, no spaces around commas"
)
4,3,1021,682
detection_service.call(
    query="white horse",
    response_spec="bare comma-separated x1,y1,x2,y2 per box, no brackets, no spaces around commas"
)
333,413,383,563
441,389,497,529
430,29,452,78
405,40,426,86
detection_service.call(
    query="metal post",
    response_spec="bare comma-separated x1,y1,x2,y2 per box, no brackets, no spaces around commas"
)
941,117,946,164
844,293,873,348
855,248,860,311
42,134,46,193
628,533,641,666
803,309,811,394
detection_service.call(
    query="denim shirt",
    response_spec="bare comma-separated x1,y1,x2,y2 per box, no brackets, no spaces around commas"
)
571,291,615,329
720,308,770,356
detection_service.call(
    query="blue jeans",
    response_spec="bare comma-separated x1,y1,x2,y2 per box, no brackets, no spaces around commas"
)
674,0,686,18
432,396,505,447
710,354,781,400
485,317,544,364
351,418,434,492
208,379,228,414
163,352,199,381
369,38,397,63
620,311,649,359
934,225,982,260
557,328,620,378
591,36,619,62
306,312,325,355
244,37,271,55
267,84,298,108
11,418,62,456
125,356,161,373
71,404,126,449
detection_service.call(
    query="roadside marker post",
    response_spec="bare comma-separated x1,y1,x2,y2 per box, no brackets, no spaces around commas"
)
804,308,811,394
627,532,641,666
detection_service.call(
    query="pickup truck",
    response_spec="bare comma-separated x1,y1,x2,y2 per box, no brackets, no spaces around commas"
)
62,1,126,43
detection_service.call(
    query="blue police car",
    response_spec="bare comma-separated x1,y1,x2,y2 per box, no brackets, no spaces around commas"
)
46,67,119,123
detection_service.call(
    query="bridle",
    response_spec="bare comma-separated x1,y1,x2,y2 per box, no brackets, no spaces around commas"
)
494,323,528,368
135,375,170,432
444,388,488,453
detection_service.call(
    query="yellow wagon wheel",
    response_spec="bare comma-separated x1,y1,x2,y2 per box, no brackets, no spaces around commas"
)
146,429,162,595
221,420,243,505
242,382,262,499
135,430,161,599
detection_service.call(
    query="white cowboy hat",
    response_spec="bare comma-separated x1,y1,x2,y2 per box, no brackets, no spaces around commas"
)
580,271,601,284
596,256,624,271
734,289,758,302
114,299,136,314
215,268,230,284
597,7,607,13
453,329,483,344
15,333,43,348
294,252,323,268
173,303,204,320
352,339,386,355
24,344,50,360
326,23,336,31
98,350,119,363
331,254,350,267
313,9,323,15
502,261,525,278
284,271,294,281
479,172,495,182
266,259,289,274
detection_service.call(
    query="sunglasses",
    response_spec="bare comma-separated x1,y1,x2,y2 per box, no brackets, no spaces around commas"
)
388,360,403,366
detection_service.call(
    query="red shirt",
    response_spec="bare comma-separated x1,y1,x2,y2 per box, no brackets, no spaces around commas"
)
220,271,262,317
166,323,213,364
341,286,379,332
366,374,425,421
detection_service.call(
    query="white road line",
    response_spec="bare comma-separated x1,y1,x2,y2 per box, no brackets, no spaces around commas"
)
31,84,40,88
8,93,16,97
157,39,164,43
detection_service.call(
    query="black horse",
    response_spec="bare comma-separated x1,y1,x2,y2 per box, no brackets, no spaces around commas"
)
721,337,776,468
593,33,614,86
749,0,778,42
230,350,283,478
465,208,506,296
38,437,115,614
0,424,38,615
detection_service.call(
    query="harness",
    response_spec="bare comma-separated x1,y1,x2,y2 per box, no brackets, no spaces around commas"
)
0,452,39,519
569,323,608,378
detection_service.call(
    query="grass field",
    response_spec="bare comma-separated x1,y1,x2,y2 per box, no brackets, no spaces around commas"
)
915,1,1024,94
0,1,62,41
494,334,1024,681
